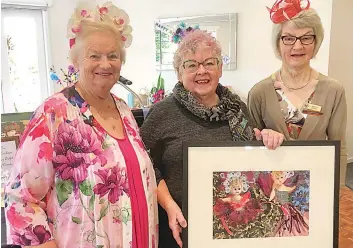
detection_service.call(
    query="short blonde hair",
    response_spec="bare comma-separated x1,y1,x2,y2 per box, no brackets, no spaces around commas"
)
271,171,294,179
230,178,243,189
69,20,126,64
272,8,324,59
173,29,222,78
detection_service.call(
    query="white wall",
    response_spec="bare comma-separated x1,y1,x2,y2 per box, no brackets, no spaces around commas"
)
328,0,353,163
48,0,333,101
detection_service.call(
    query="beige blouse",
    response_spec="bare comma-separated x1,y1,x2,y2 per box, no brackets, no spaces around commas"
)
247,73,348,187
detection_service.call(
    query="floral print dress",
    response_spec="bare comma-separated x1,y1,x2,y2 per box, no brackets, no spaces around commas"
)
4,86,158,248
274,80,316,139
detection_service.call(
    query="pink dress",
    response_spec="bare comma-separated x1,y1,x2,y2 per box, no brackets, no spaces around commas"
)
4,86,158,248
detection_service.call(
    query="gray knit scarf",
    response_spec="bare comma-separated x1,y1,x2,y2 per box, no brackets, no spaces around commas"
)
173,82,254,141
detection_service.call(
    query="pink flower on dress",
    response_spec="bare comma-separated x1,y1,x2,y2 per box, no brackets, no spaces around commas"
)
53,119,108,182
44,96,68,119
123,117,137,137
123,116,145,149
6,206,33,229
54,150,91,183
93,166,129,204
27,114,50,142
54,120,101,155
38,142,53,162
11,224,51,246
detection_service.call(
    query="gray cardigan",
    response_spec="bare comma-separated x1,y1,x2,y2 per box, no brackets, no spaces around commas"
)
140,95,234,206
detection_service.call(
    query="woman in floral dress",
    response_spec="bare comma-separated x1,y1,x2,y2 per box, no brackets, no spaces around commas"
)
4,2,158,248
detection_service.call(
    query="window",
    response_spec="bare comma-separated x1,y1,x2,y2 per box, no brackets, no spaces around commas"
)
1,6,51,113
155,28,178,70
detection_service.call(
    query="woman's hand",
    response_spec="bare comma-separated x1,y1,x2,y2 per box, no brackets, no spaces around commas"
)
165,200,187,248
254,128,285,150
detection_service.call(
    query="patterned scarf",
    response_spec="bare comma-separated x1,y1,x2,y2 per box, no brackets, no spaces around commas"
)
173,82,254,141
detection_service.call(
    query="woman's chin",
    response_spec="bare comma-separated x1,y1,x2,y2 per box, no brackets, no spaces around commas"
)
286,59,310,70
193,84,215,96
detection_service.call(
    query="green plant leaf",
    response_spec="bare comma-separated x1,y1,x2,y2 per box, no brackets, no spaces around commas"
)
72,216,82,224
157,73,162,89
98,203,109,221
89,194,95,211
79,180,93,196
121,207,131,225
99,198,106,204
96,245,104,248
150,86,157,94
56,180,73,206
157,73,164,90
102,140,110,150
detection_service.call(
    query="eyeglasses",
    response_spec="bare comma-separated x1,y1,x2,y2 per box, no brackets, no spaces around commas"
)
182,57,219,73
280,35,316,45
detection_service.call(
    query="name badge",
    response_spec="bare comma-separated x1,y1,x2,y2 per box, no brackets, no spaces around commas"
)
302,103,323,115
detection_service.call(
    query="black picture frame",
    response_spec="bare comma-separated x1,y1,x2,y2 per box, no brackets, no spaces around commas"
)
182,140,340,248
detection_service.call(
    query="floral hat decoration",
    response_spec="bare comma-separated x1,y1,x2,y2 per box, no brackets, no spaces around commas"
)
171,21,200,44
267,0,310,24
171,21,232,65
67,1,133,49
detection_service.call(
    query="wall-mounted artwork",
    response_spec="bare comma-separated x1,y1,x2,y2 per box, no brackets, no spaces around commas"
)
1,112,33,138
154,13,237,71
1,136,19,207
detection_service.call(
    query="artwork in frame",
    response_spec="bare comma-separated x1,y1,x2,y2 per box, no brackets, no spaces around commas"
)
1,136,20,207
1,112,33,138
182,141,340,248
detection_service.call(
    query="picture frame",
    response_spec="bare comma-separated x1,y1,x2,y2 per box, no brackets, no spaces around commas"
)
1,136,20,207
182,140,340,248
1,111,33,138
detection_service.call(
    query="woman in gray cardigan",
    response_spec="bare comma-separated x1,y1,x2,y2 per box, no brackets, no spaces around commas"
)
247,1,347,187
141,29,284,248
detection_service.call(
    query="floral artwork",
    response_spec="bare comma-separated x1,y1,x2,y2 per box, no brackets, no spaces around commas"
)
213,170,310,239
1,120,29,138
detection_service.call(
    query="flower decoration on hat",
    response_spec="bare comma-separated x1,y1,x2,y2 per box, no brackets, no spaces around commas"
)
67,1,133,49
171,21,200,44
267,0,310,24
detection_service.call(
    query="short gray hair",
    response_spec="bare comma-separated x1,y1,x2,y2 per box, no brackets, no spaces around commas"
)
69,20,126,64
173,29,222,78
272,8,324,59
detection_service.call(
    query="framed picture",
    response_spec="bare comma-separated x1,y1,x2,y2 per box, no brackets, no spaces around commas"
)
1,136,20,207
1,111,33,138
182,141,340,248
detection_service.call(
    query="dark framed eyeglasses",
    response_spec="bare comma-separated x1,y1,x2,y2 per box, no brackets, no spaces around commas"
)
182,57,220,73
280,35,316,45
